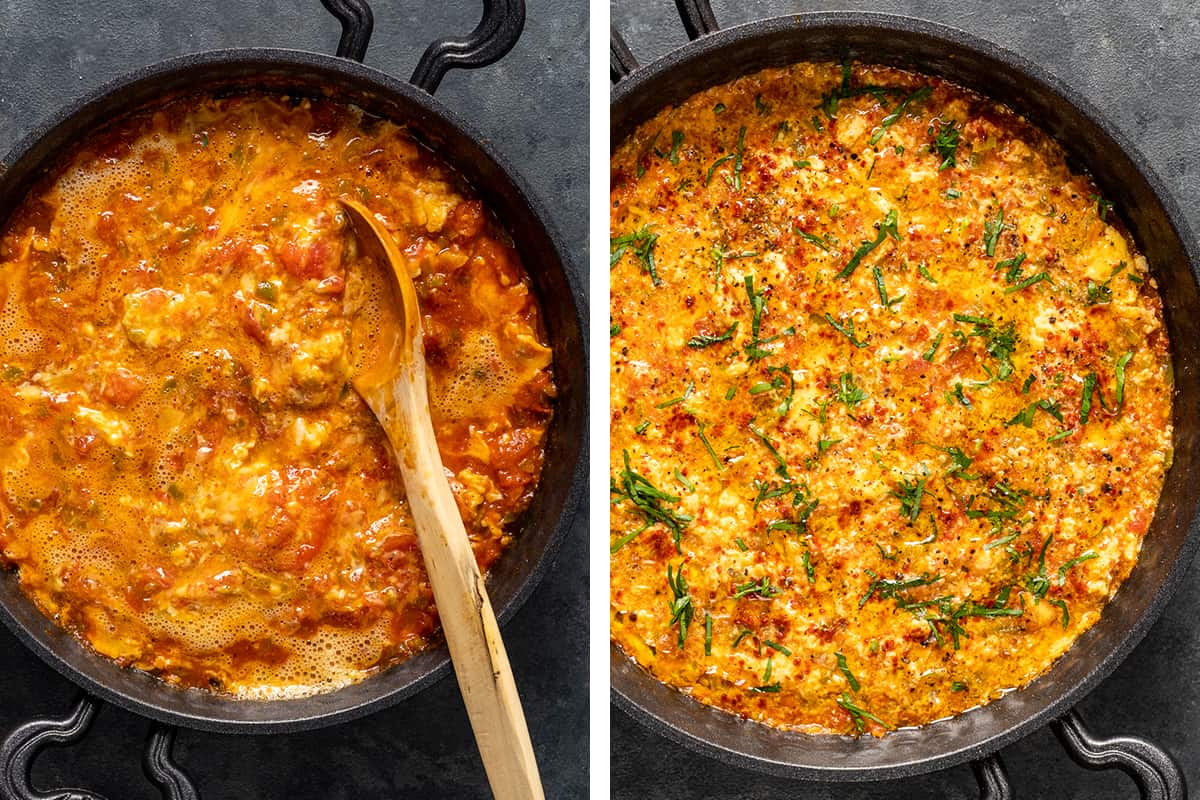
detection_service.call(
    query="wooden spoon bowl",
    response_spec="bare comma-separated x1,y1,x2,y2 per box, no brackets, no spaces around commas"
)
340,198,544,800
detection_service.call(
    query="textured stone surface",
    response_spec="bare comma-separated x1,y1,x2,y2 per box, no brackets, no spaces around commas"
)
610,1,1200,798
0,2,588,798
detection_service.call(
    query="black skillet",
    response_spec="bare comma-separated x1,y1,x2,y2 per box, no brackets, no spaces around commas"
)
611,2,1200,796
0,1,586,797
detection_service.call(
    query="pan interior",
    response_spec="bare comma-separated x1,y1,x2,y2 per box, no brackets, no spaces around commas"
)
610,13,1200,780
0,49,585,733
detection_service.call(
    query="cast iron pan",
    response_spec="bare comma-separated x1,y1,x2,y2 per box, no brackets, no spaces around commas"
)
610,1,1200,797
0,0,585,797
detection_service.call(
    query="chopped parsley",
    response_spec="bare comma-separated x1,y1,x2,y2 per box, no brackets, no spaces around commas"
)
610,450,693,553
743,275,793,361
1058,552,1098,584
765,640,791,656
687,321,738,348
749,365,796,416
795,228,832,251
748,421,790,478
1006,398,1063,428
611,226,661,285
655,380,694,409
1081,350,1134,424
859,572,942,607
1087,262,1126,305
837,693,892,733
926,444,979,480
982,208,1011,258
733,575,782,599
869,86,932,146
693,417,724,471
872,265,906,308
705,126,748,190
965,480,1032,532
953,313,1016,382
902,593,1023,649
835,372,867,408
666,563,694,647
1023,534,1053,602
922,332,944,362
666,130,684,164
835,651,860,691
929,119,960,170
822,313,869,348
891,474,928,524
836,209,900,279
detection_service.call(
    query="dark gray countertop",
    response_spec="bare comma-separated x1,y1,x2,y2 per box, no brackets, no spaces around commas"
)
611,1,1200,798
0,2,588,798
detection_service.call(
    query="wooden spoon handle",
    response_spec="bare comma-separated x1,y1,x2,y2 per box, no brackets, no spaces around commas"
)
370,338,544,800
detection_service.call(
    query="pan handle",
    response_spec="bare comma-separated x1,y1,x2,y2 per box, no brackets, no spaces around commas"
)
1051,708,1185,800
969,708,1184,799
610,27,639,83
410,0,525,95
0,694,198,800
673,0,720,40
971,754,1012,800
319,0,374,62
611,0,719,85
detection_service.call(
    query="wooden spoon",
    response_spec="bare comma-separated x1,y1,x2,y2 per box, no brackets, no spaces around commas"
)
339,198,544,800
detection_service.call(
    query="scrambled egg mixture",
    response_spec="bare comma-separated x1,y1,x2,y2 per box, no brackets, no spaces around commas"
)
610,63,1171,734
0,93,554,698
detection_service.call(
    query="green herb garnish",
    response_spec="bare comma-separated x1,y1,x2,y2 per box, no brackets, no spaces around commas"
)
836,209,900,279
611,225,661,285
929,119,960,170
1048,597,1070,628
926,444,979,480
1058,552,1098,584
835,651,860,691
733,575,782,599
667,563,694,647
837,693,892,733
892,475,928,524
822,313,869,348
872,266,906,308
923,332,944,362
254,281,277,302
1087,262,1127,305
869,86,932,145
982,208,1011,257
687,322,738,348
795,228,831,251
748,421,789,478
835,372,867,408
694,417,724,471
666,130,684,164
610,450,693,553
859,572,942,607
